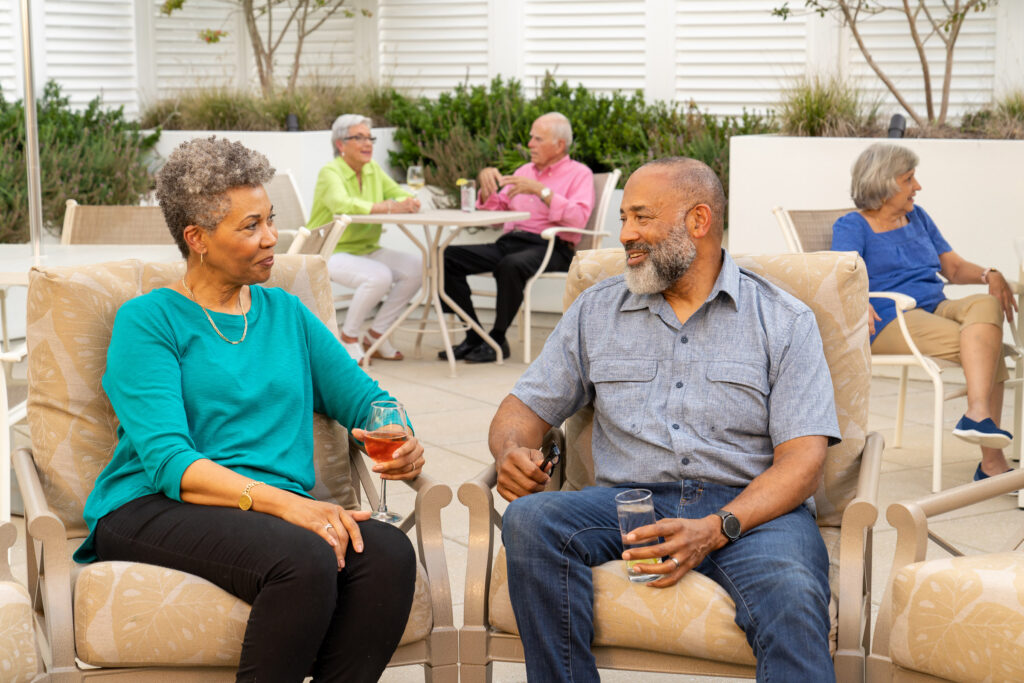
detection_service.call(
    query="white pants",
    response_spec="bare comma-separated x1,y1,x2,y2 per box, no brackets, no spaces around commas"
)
327,247,423,338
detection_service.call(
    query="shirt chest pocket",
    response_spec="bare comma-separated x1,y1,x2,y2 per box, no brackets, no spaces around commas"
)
696,362,770,439
591,360,657,434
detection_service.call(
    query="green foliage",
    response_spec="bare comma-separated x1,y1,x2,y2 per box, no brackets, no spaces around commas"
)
139,82,398,132
960,91,1024,139
778,75,879,137
386,74,776,207
0,81,158,242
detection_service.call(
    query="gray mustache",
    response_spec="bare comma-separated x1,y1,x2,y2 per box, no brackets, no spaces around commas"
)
623,242,651,253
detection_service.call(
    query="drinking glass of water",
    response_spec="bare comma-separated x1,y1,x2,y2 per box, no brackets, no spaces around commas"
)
615,488,659,582
406,165,425,192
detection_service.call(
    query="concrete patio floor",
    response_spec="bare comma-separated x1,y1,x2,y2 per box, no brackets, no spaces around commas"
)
9,310,1022,682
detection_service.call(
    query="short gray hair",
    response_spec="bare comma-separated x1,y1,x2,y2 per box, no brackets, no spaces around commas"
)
538,112,573,149
642,156,726,237
156,136,275,257
331,114,373,156
850,143,919,210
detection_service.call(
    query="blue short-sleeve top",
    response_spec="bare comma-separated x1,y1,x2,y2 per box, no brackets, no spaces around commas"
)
831,205,952,342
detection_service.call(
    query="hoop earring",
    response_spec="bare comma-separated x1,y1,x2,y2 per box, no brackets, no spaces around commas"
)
200,252,204,266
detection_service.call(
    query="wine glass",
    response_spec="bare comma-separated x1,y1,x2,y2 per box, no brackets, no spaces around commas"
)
406,164,425,192
363,400,410,524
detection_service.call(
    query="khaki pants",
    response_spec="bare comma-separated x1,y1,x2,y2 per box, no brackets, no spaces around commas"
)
871,293,1009,383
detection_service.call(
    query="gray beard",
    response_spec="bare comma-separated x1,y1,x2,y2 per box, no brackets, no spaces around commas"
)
623,226,697,295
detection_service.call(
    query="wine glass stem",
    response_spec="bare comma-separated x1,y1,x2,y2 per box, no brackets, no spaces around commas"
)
378,476,389,514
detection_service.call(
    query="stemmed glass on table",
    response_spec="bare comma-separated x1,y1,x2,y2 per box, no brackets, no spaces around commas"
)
406,164,425,192
363,400,410,524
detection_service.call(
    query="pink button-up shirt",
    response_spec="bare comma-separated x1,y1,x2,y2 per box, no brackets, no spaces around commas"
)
478,156,595,245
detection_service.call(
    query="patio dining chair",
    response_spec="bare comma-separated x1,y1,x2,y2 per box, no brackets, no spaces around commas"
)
60,199,174,246
264,170,309,252
286,215,351,259
773,205,1024,493
13,254,456,681
459,248,883,682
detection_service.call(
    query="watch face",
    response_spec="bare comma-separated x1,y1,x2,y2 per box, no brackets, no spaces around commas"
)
723,514,741,539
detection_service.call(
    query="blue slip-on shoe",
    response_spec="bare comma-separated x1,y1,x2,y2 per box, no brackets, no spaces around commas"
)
973,463,1018,495
953,416,1012,449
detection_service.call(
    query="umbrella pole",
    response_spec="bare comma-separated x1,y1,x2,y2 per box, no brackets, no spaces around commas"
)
20,0,42,266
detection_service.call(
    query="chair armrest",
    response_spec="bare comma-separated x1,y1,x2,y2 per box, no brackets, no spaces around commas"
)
459,464,499,630
0,342,26,364
403,472,455,632
835,431,883,660
868,291,916,311
12,447,78,671
539,227,607,240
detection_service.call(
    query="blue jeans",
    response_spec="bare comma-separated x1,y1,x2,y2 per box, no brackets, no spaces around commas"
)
502,481,834,682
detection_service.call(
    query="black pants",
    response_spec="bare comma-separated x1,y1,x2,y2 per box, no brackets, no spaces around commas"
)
442,231,574,344
94,494,417,683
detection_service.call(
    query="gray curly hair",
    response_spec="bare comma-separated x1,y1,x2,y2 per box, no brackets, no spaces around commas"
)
156,137,275,257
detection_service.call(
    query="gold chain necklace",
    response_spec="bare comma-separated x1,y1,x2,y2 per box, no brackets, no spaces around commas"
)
181,277,248,345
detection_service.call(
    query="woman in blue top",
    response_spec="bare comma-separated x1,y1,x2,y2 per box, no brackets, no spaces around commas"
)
78,137,425,682
832,143,1016,483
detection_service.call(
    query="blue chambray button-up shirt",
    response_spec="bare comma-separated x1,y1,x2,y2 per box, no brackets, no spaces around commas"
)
512,250,840,506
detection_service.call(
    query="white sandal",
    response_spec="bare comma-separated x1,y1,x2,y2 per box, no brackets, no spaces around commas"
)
362,332,404,361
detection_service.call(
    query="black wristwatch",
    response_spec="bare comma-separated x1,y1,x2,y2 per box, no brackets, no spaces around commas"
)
715,510,741,543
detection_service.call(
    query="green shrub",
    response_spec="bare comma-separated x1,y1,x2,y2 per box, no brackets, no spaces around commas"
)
0,81,158,242
140,81,398,131
778,75,879,137
960,91,1024,139
387,74,776,207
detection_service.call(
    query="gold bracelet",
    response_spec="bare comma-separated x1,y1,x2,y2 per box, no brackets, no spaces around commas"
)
238,481,265,511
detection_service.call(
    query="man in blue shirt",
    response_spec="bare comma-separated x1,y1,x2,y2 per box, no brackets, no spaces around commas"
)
489,157,841,681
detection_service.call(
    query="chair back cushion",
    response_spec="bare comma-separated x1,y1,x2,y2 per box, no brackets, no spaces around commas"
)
26,254,352,534
560,248,870,527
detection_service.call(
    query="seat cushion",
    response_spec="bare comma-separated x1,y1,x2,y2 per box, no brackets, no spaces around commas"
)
0,580,38,682
889,552,1024,683
74,558,434,667
26,255,353,532
488,541,838,666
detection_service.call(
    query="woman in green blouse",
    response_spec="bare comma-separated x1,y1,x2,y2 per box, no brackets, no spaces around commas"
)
307,114,422,361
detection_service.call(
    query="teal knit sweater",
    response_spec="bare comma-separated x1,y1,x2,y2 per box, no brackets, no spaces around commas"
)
75,285,391,563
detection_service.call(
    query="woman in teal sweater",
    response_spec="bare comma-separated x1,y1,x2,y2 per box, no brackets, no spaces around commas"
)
77,137,424,682
308,114,422,361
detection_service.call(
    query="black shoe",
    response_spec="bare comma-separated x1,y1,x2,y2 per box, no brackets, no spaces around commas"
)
465,339,511,363
438,338,481,361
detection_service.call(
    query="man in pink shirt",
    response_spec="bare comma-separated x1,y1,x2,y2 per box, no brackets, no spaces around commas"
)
441,112,595,363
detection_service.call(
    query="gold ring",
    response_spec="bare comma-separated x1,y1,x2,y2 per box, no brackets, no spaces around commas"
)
669,556,681,569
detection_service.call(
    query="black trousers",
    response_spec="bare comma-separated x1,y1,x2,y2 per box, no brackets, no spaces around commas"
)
441,231,574,343
94,494,416,683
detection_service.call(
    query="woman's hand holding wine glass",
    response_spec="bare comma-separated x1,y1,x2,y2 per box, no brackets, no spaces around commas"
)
353,400,424,524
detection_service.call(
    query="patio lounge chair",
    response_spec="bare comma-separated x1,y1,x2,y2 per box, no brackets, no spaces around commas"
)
867,468,1024,681
0,520,39,682
13,254,456,681
773,205,1024,493
459,248,883,681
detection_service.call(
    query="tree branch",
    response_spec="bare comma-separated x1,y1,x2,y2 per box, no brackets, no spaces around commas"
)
905,1,935,122
838,0,927,127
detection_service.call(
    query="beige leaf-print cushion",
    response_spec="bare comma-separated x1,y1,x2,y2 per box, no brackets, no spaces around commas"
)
491,249,869,662
0,581,38,682
889,552,1024,683
74,560,433,667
